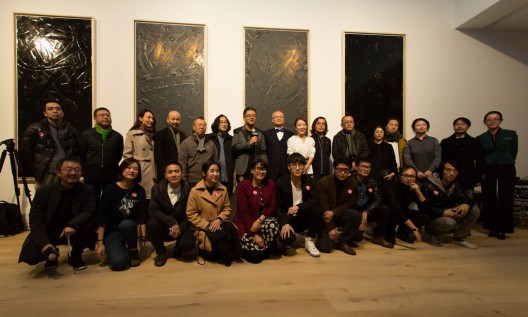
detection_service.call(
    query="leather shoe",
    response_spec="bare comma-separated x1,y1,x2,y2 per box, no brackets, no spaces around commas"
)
154,253,168,267
337,242,356,256
370,236,394,249
496,232,506,240
488,230,496,237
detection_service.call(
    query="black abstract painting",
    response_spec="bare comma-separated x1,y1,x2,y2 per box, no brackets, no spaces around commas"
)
135,21,205,135
344,33,404,136
16,14,93,144
245,28,308,131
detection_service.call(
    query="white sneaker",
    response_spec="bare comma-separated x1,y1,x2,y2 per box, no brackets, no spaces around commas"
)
305,237,320,258
452,239,477,249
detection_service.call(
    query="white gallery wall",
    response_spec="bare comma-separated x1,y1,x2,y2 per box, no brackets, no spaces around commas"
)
1,0,527,205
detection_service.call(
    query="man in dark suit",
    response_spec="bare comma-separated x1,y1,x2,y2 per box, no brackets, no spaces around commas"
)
317,158,362,256
19,157,96,271
263,110,294,180
275,153,322,257
154,111,187,180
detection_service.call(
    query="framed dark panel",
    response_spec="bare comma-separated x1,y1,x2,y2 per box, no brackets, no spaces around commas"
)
344,33,404,136
245,27,308,131
135,21,205,135
15,14,94,145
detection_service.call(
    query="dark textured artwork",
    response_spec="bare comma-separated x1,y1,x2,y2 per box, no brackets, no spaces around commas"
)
245,28,308,131
135,21,205,135
16,14,93,144
344,33,404,136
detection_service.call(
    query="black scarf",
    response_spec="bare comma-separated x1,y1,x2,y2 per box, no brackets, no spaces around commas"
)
385,131,402,142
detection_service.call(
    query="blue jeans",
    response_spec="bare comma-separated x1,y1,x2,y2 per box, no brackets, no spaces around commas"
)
104,219,138,271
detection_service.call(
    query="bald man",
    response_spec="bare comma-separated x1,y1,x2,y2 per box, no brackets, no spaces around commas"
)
263,110,294,180
154,110,187,180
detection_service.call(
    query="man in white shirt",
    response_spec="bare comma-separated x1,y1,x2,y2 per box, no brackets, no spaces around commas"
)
147,163,195,266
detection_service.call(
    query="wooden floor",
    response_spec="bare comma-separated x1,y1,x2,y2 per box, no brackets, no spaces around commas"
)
1,224,527,317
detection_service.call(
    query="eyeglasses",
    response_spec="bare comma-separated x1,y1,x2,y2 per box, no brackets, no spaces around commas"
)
254,167,267,173
61,167,81,174
335,168,350,174
289,163,305,169
401,173,416,179
96,113,111,118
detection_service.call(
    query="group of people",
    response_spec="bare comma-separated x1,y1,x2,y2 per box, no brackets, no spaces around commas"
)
17,99,518,272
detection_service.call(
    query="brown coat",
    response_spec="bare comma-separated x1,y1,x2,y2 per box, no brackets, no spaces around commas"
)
317,175,358,232
123,129,156,199
186,180,231,251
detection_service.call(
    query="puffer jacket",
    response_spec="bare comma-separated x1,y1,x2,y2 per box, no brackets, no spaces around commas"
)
20,119,80,182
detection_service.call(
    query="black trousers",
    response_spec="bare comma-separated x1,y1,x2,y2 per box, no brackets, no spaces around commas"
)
481,164,516,233
278,206,324,247
205,221,240,263
147,218,195,255
318,209,362,253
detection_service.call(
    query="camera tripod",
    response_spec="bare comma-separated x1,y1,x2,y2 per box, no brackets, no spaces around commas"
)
0,138,32,208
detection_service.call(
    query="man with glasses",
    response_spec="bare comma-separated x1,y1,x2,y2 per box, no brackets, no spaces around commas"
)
80,107,123,201
19,157,96,271
384,165,429,244
332,114,369,171
275,153,322,257
20,99,80,188
263,110,294,180
317,159,362,255
350,158,393,248
232,107,267,180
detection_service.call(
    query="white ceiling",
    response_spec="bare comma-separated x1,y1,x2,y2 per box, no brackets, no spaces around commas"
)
457,0,528,32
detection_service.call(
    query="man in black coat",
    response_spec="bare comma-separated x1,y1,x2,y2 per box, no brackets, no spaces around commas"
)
207,115,235,195
154,111,187,181
19,157,96,271
275,153,322,257
440,117,484,198
332,114,368,171
80,107,123,201
263,110,294,180
147,162,194,267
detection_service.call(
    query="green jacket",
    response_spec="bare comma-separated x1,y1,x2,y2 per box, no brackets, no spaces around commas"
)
477,128,518,166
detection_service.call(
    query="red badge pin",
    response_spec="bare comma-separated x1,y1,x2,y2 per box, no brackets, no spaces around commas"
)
38,131,45,137
305,185,311,191
433,190,439,195
253,190,258,195
368,188,373,193
348,189,353,194
131,192,137,198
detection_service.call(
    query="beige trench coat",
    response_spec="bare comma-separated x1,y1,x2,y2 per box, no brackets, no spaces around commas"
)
186,180,231,251
123,129,156,199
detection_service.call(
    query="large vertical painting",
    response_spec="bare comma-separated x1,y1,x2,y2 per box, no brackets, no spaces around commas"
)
135,21,205,135
245,27,308,131
15,14,94,145
344,33,404,135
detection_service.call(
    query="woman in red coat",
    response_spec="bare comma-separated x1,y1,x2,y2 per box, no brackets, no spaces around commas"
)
233,159,280,263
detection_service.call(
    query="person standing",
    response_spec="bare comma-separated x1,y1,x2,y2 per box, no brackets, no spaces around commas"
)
207,115,235,195
232,107,267,181
20,99,80,187
154,111,187,181
403,118,441,181
368,125,398,194
440,117,484,198
80,107,123,201
332,115,368,171
310,117,332,184
287,118,316,175
477,111,518,240
384,118,406,169
179,117,218,187
263,110,294,180
123,109,156,199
